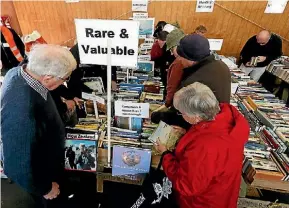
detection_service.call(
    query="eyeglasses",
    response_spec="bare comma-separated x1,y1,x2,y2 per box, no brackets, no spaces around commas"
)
57,76,71,82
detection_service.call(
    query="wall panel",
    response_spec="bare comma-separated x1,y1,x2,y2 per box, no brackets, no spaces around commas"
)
12,1,289,57
1,1,22,35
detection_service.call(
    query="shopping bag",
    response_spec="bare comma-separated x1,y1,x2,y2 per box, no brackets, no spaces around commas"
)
130,156,178,208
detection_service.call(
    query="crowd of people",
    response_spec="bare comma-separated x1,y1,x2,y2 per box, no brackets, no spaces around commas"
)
0,19,284,208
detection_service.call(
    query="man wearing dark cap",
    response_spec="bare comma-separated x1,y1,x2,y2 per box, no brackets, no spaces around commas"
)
151,34,231,128
177,34,231,103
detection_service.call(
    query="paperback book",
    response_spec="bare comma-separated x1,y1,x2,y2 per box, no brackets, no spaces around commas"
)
148,121,185,155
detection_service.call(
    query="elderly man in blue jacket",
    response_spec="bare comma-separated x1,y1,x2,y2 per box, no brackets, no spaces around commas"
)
1,44,76,207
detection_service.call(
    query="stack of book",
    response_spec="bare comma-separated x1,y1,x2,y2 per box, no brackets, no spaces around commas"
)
266,57,289,83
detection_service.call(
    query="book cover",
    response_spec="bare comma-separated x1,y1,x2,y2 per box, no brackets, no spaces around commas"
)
148,121,185,155
65,139,97,172
112,145,152,176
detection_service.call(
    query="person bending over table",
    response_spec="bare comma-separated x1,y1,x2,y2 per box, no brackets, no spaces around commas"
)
240,30,282,81
154,82,250,208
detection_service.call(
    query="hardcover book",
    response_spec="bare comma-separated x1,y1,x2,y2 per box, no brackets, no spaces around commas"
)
112,145,152,176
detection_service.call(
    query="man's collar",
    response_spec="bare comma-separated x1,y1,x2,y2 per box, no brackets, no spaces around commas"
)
20,65,48,100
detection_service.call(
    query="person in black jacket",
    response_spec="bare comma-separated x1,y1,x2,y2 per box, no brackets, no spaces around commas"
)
240,30,282,81
68,44,117,98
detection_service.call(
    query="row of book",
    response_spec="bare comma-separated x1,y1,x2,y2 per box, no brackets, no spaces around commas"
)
231,68,289,182
63,59,173,177
266,56,289,83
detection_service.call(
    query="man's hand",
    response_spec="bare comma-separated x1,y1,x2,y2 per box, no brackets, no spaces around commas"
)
65,100,76,111
154,139,168,154
43,182,60,200
73,97,83,108
257,56,266,63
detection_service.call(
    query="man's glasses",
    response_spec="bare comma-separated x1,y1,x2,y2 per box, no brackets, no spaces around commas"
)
57,76,71,82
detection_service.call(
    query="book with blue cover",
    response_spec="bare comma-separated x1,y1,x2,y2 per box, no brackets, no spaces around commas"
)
112,145,152,176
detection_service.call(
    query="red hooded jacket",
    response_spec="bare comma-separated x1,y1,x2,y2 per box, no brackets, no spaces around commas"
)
162,104,249,208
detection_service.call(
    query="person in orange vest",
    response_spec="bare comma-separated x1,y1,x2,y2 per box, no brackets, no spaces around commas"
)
0,25,25,74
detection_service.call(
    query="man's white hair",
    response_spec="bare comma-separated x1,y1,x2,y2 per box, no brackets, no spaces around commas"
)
173,82,220,121
27,44,76,78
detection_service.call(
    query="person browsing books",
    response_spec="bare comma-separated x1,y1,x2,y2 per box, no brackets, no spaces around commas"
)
1,44,76,207
151,34,231,129
193,25,207,37
239,30,283,81
154,82,250,208
164,29,194,108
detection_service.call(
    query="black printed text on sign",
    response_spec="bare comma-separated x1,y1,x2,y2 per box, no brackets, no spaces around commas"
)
114,101,150,118
75,19,139,67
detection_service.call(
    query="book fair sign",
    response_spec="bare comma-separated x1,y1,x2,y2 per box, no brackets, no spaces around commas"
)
75,19,139,67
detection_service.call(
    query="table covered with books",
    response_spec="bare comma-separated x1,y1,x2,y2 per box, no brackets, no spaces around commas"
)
62,54,289,208
230,66,289,195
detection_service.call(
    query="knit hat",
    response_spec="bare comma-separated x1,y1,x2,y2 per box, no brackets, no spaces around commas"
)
177,34,210,61
166,29,185,51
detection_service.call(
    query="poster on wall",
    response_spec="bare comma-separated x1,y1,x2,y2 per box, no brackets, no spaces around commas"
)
75,19,139,67
265,0,288,13
134,18,155,39
132,0,148,12
196,0,215,13
133,12,148,19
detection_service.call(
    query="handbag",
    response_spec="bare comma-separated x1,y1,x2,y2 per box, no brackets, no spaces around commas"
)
130,155,178,208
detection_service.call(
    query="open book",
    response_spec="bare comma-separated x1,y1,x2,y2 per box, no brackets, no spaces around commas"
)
148,121,185,155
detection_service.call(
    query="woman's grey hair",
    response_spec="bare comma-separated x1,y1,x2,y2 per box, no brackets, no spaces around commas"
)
27,44,77,78
173,82,220,121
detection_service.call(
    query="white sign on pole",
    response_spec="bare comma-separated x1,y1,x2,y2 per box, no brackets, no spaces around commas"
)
140,43,153,50
265,0,288,13
132,0,148,12
144,38,154,44
114,101,150,118
82,92,105,104
138,55,151,61
196,0,215,12
208,39,223,51
75,19,139,67
133,12,148,19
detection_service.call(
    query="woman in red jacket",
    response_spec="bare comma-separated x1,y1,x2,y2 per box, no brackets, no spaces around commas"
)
155,82,249,208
